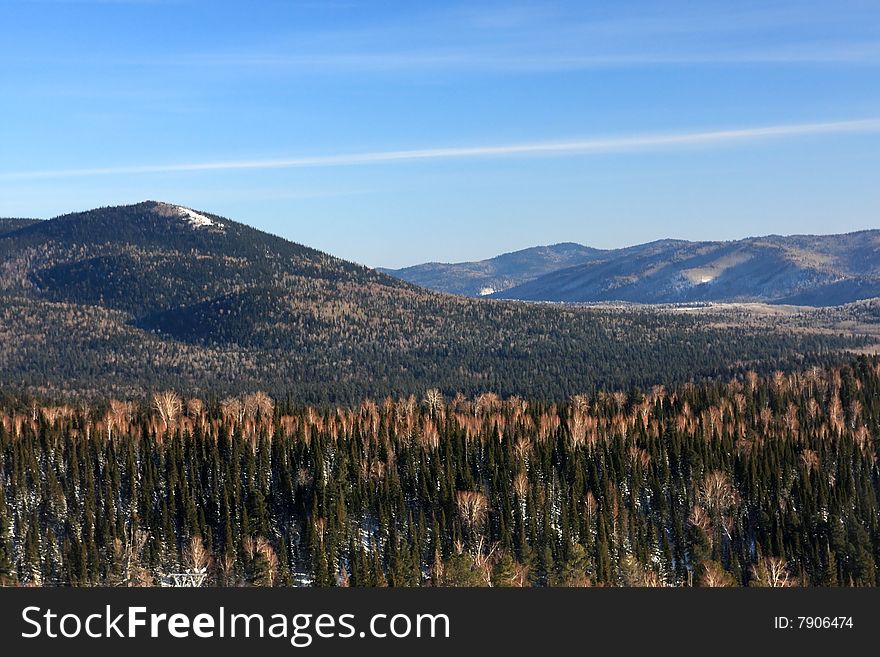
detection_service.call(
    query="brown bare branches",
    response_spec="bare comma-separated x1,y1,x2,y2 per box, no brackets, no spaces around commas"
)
750,556,797,587
456,490,489,534
152,390,182,431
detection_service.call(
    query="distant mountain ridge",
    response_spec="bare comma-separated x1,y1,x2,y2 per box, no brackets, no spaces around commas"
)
383,230,880,306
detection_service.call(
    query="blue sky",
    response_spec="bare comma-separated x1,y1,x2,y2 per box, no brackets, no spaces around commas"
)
1,0,879,267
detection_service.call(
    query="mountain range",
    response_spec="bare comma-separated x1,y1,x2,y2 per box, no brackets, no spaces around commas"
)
383,231,880,306
378,243,600,297
0,202,869,401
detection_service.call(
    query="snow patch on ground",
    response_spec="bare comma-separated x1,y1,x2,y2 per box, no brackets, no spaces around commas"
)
176,205,223,229
154,202,224,230
178,206,218,228
682,251,752,286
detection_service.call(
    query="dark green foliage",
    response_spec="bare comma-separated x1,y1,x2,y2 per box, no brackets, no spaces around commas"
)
0,482,15,585
0,218,41,236
1,357,879,587
440,553,487,587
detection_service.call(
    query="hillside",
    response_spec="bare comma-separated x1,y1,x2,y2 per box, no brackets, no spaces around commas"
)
494,232,880,305
0,202,869,401
0,218,41,236
384,231,880,306
379,242,601,296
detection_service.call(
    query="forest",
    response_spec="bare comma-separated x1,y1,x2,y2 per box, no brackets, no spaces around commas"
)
1,202,872,403
1,356,878,587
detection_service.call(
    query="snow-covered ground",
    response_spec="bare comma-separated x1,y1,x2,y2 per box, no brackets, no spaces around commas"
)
175,205,223,229
155,202,224,230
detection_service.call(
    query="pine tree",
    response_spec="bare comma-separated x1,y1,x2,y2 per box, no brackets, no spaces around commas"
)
491,552,522,587
0,483,16,585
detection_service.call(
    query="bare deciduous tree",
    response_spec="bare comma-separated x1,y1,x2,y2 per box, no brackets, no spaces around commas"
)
456,490,489,535
700,561,736,587
801,449,820,475
423,388,444,417
105,399,132,440
699,471,739,512
221,397,244,425
829,395,845,436
513,471,528,500
751,556,797,587
153,391,182,431
513,436,532,462
419,416,440,450
185,535,213,572
113,527,152,587
186,398,204,424
568,412,587,449
474,393,500,416
244,391,274,419
689,505,712,545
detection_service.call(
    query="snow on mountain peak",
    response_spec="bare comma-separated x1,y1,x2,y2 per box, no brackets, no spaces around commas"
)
154,202,224,230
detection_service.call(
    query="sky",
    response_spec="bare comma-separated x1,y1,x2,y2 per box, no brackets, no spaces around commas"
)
1,1,879,268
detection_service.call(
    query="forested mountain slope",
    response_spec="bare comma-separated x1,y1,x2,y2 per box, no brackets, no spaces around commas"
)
0,202,870,401
0,218,40,236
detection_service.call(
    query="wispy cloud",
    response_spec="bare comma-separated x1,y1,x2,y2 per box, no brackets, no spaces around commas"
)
192,43,880,74
3,118,879,181
11,42,878,77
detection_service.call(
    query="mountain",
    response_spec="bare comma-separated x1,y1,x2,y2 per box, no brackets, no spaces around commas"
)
0,202,868,401
491,232,880,305
384,231,880,306
379,242,601,296
0,218,41,235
